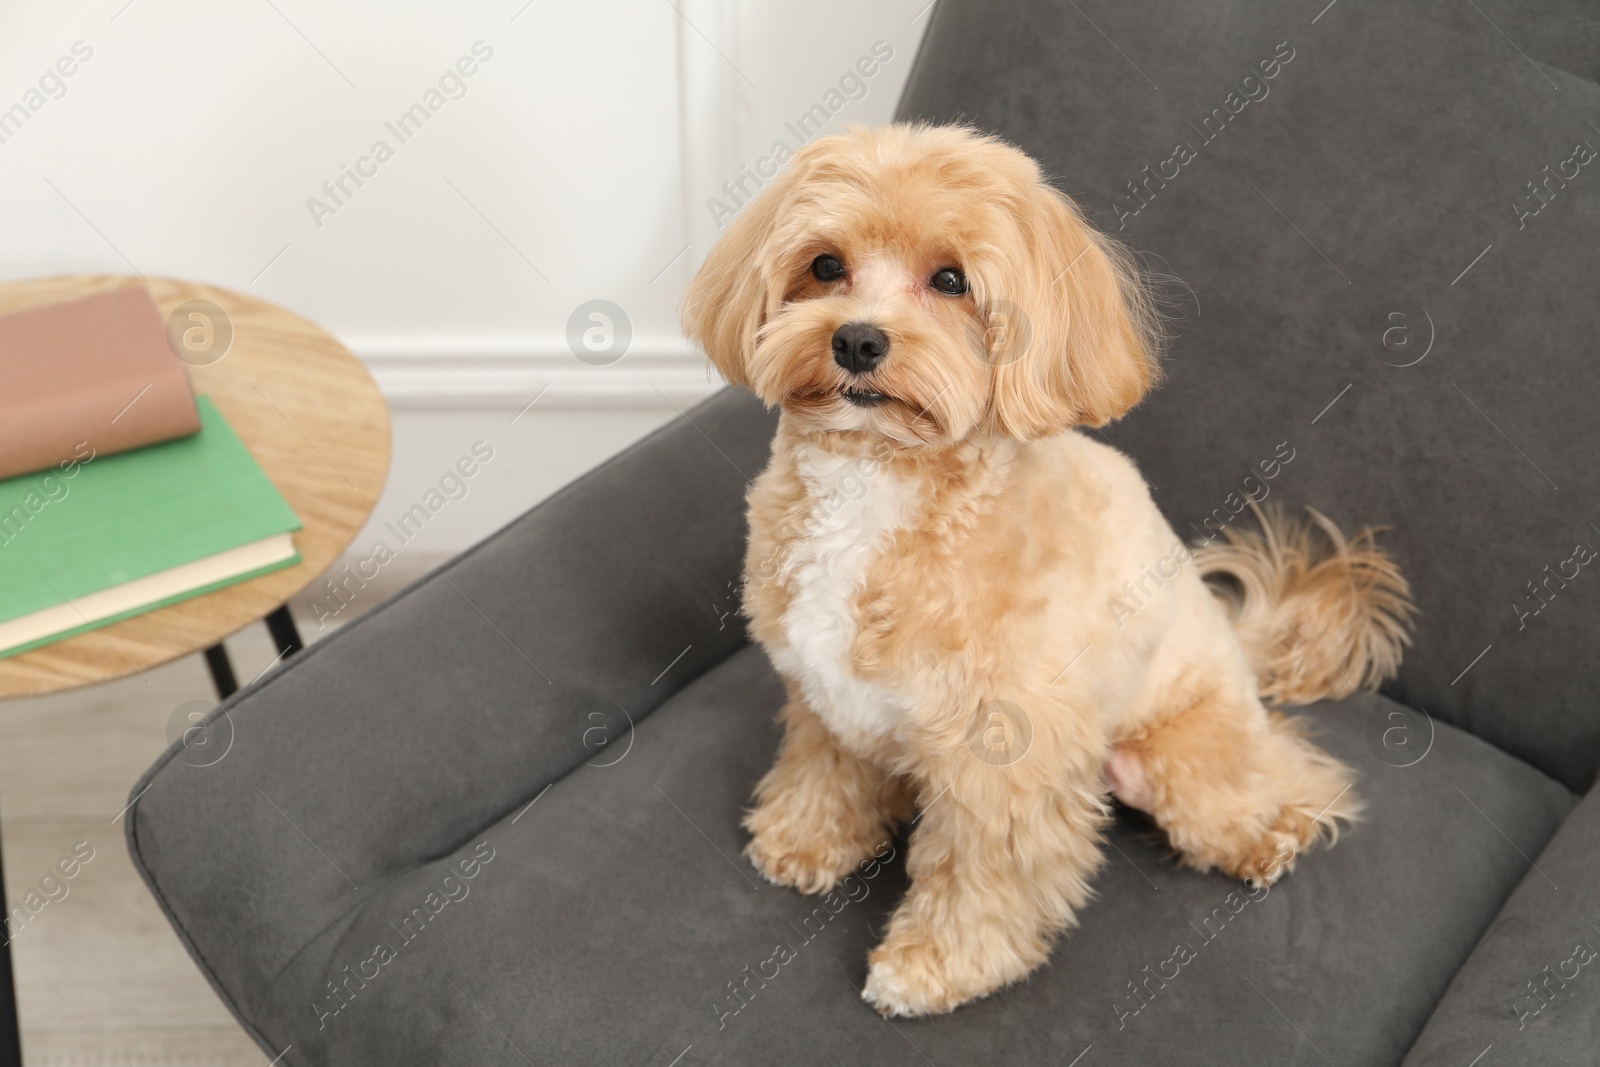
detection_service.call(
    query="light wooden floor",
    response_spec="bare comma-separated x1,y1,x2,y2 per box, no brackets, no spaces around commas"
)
0,562,441,1065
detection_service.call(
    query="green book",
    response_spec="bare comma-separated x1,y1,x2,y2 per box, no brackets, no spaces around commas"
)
0,396,302,659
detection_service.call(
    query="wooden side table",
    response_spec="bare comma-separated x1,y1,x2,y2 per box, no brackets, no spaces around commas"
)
0,274,391,695
0,275,391,1066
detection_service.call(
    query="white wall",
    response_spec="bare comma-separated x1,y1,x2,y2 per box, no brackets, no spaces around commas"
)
0,0,931,559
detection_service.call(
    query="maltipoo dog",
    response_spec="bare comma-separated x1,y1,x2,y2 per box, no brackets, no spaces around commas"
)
682,123,1413,1017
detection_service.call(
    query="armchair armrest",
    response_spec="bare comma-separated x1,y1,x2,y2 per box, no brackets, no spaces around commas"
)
124,388,774,1023
1402,785,1600,1064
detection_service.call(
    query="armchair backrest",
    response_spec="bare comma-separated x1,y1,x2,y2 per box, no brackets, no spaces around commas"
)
899,0,1600,790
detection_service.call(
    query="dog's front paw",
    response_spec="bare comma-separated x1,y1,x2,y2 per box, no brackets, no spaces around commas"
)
744,830,861,894
864,927,1024,1017
862,941,960,1017
743,801,883,895
862,893,1052,1016
863,937,987,1017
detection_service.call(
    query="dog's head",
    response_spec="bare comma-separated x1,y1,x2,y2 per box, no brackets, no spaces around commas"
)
683,124,1162,444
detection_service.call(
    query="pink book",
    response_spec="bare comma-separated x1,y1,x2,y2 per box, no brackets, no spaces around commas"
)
0,287,200,480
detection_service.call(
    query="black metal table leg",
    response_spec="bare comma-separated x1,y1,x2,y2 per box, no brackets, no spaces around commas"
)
203,643,238,700
0,798,25,1067
202,605,301,701
263,605,303,659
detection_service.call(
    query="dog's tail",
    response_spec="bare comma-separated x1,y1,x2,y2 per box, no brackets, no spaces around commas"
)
1195,504,1415,706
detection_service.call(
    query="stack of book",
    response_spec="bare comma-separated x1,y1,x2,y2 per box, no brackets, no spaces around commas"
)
0,287,301,659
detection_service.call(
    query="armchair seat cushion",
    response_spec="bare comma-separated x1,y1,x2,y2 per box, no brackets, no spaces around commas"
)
1402,787,1600,1065
187,645,1571,1066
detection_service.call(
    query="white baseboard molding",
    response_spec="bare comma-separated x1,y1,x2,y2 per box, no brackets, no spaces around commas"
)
348,335,727,410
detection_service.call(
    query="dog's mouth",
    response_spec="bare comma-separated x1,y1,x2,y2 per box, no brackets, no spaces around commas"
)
840,386,894,407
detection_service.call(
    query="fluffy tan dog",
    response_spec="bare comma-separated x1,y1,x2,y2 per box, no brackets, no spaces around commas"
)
682,123,1413,1017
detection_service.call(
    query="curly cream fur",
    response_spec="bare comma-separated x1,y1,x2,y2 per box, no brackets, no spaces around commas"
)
1195,503,1416,705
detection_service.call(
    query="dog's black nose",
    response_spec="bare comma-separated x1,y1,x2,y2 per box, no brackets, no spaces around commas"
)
832,322,889,374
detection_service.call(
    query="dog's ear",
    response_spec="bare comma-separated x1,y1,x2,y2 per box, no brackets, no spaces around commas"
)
988,185,1160,438
681,161,810,389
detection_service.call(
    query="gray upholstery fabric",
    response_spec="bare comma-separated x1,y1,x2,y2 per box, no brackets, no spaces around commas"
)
897,0,1600,791
134,625,1572,1066
1403,787,1600,1066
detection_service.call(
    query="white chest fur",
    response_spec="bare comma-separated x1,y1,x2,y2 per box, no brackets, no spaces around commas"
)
768,443,919,741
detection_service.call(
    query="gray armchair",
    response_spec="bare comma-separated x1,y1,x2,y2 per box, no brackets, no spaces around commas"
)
128,1,1600,1063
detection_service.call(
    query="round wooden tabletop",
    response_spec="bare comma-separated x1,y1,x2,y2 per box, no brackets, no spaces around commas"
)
0,275,390,697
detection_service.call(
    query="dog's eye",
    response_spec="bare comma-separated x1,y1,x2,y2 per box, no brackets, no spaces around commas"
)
811,254,846,282
931,267,968,295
